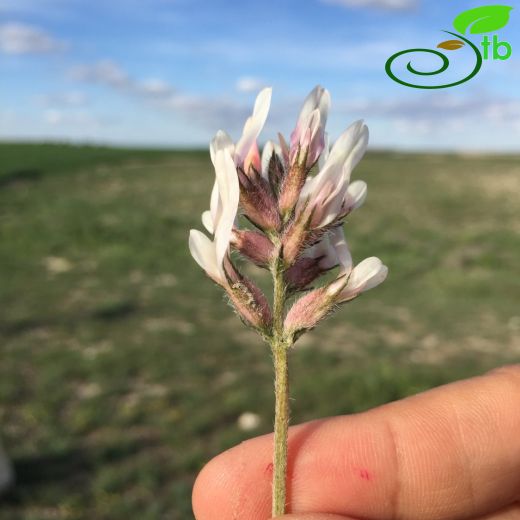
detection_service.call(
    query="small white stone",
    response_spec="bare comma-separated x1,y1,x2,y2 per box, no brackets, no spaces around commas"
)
237,412,261,431
77,382,102,399
44,256,72,273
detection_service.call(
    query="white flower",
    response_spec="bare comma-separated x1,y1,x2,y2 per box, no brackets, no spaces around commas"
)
325,227,388,301
202,87,272,233
189,146,239,286
208,87,272,175
289,85,331,167
235,87,272,172
339,257,388,301
299,120,369,228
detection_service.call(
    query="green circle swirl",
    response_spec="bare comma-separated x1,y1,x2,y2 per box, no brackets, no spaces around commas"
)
385,31,483,89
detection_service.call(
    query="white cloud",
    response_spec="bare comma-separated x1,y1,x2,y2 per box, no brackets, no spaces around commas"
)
0,22,64,54
39,91,88,107
336,92,520,136
236,76,266,93
68,59,252,132
150,37,405,72
69,60,130,88
43,108,105,127
70,61,175,99
137,78,175,98
320,0,417,10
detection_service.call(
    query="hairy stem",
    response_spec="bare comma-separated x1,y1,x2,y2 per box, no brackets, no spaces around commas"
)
271,256,289,517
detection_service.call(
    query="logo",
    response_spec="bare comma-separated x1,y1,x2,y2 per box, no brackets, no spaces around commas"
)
385,5,513,89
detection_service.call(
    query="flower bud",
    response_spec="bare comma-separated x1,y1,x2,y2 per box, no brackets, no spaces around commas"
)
261,140,286,195
290,86,330,169
284,275,346,342
231,229,275,268
224,257,273,331
285,257,324,291
238,168,281,231
284,238,337,291
280,208,312,267
290,109,325,169
278,162,307,218
338,257,388,302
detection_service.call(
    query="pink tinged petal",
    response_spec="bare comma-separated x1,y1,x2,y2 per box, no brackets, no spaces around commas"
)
201,210,214,234
307,162,342,208
235,87,272,168
313,183,348,228
339,257,388,302
304,121,369,228
188,229,223,284
290,86,330,169
213,150,240,267
291,108,320,147
295,86,320,125
344,180,367,212
316,87,331,128
243,141,261,174
306,109,325,165
306,121,360,207
314,119,365,194
292,86,330,143
306,85,331,119
290,108,326,168
325,119,364,170
312,135,366,226
318,132,329,170
305,166,348,228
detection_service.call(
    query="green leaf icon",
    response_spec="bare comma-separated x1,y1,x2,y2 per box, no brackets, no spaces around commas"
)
453,5,513,35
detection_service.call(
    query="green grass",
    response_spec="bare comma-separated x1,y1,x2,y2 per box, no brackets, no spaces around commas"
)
0,143,519,519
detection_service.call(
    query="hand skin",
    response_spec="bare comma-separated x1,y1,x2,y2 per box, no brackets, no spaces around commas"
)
192,365,520,520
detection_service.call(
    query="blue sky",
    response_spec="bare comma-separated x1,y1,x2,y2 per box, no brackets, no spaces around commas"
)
1,0,519,150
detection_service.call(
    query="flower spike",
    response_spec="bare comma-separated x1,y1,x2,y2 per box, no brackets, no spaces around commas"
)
188,85,388,518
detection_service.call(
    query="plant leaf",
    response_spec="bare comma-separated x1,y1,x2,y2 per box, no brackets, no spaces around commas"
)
437,39,465,50
453,5,513,35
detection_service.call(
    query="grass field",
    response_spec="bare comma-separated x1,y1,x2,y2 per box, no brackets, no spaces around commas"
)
0,143,519,519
